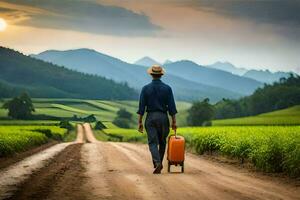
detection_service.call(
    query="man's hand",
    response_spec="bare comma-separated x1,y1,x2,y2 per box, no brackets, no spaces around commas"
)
138,122,144,133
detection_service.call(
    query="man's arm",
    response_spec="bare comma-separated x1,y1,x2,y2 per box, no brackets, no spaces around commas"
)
171,114,177,131
137,87,146,133
168,87,178,130
138,114,144,133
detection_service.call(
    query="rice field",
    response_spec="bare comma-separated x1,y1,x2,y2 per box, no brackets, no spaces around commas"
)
0,125,67,156
179,126,300,177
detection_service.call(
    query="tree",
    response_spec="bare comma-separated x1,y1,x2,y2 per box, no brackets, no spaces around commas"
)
3,92,35,119
113,108,132,128
84,114,96,123
116,108,132,119
59,120,73,130
214,74,300,119
187,98,215,126
113,118,131,128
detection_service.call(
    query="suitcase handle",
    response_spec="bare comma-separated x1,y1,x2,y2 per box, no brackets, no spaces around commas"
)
174,129,178,139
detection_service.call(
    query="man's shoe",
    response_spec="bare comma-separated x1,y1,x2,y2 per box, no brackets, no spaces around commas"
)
153,163,163,169
153,163,163,174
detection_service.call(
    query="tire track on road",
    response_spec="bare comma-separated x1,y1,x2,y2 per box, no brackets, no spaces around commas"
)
0,124,85,200
0,143,72,200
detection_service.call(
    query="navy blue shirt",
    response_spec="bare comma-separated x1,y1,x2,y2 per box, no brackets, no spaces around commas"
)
137,79,177,116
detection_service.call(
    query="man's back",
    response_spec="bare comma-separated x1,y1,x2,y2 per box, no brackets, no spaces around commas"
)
137,79,177,116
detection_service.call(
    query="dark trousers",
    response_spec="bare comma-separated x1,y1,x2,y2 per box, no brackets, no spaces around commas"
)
145,112,170,165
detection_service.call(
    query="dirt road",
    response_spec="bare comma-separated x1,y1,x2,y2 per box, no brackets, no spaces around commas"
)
1,124,299,200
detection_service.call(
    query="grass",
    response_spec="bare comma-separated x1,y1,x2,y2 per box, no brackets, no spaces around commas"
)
93,130,111,141
0,120,59,125
178,126,300,177
102,122,119,129
0,125,67,156
103,128,147,143
63,130,77,142
213,105,300,126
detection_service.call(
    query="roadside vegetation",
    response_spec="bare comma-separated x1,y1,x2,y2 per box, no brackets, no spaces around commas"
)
0,126,67,156
180,126,300,177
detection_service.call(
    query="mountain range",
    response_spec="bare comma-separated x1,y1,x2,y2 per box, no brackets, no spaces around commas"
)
243,70,292,83
0,47,137,99
206,62,248,76
135,58,292,84
32,49,268,102
206,62,293,83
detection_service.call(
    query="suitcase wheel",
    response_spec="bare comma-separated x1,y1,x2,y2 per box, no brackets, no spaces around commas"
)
167,161,184,173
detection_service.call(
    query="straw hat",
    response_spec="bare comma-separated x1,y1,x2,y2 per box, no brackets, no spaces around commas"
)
147,65,165,75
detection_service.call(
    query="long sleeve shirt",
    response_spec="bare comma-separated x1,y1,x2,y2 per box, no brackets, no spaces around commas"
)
137,79,177,116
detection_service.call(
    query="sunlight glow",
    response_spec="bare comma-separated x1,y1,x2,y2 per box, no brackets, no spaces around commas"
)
0,18,7,31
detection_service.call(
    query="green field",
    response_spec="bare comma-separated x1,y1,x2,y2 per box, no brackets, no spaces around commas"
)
179,126,300,176
213,106,300,126
104,128,147,142
0,99,191,127
0,125,67,156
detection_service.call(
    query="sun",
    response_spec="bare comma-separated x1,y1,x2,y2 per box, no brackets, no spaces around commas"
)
0,18,7,31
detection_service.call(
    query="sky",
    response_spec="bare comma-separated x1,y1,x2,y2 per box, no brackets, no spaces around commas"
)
0,0,299,73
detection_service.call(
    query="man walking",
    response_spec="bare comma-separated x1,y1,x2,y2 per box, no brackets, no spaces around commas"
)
137,65,177,174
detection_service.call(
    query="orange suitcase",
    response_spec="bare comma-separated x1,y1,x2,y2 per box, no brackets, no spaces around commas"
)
167,130,185,173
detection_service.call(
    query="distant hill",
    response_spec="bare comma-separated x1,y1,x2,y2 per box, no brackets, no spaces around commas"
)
164,60,263,95
206,61,247,76
213,105,300,126
32,49,244,102
207,61,293,83
0,47,138,99
243,69,292,84
134,56,161,67
214,74,300,119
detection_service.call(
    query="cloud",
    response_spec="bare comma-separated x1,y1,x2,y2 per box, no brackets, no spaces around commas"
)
186,0,300,26
0,0,161,36
192,0,300,26
182,0,300,38
0,7,13,12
